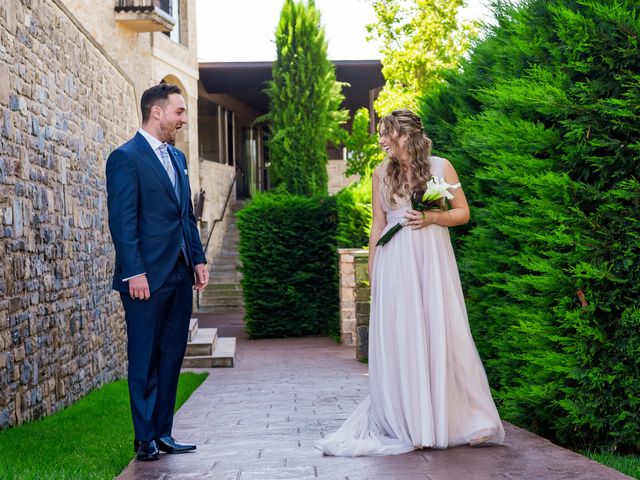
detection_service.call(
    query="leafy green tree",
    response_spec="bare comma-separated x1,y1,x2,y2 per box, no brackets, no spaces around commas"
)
343,107,384,177
419,0,640,452
367,0,476,115
264,0,347,196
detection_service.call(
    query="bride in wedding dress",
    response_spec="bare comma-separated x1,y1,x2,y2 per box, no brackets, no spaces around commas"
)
316,109,504,456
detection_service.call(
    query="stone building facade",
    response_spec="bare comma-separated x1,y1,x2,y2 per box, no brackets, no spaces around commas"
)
0,0,219,429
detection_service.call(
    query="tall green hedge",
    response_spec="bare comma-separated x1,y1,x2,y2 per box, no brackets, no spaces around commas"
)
418,0,640,452
237,193,339,339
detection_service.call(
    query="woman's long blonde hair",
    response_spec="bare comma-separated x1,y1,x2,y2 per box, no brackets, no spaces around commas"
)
379,109,433,204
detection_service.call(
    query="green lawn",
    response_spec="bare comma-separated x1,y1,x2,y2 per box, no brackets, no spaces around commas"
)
583,450,640,479
0,372,208,480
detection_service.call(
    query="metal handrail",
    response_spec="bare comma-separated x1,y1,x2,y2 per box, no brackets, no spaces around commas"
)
202,167,240,256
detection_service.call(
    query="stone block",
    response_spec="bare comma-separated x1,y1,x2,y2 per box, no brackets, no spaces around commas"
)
341,307,355,321
0,409,9,428
341,262,354,277
356,316,369,328
341,332,354,346
355,287,371,302
356,326,369,361
340,254,354,264
340,286,354,302
13,345,24,362
341,318,356,332
14,387,22,424
355,301,370,319
0,65,11,105
342,299,355,310
355,261,369,283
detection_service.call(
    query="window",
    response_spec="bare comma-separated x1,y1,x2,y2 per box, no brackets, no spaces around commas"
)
163,0,180,43
198,99,220,163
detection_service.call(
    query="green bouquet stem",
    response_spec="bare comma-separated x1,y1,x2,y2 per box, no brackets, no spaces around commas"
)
376,222,404,246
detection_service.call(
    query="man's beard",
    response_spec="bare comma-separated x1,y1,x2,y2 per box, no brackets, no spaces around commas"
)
159,122,177,144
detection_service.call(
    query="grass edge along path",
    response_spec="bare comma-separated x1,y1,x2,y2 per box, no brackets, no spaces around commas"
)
0,372,208,480
582,450,640,479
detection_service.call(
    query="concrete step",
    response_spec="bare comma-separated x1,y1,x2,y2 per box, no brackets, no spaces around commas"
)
200,286,243,295
199,296,244,307
197,304,245,314
200,290,243,300
185,328,218,356
213,254,239,261
211,263,240,272
199,299,245,309
203,283,241,292
210,276,242,284
188,318,198,342
182,337,236,368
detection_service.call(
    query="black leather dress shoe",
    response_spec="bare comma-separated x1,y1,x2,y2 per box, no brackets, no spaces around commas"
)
136,440,160,461
156,435,196,454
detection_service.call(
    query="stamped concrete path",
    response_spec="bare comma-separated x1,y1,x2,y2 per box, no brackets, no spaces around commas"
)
117,319,630,480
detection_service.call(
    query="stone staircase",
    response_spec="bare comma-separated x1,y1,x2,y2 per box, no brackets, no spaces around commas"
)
197,205,244,314
181,318,236,368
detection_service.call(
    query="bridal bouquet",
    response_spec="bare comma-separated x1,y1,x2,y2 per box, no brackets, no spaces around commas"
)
376,176,461,247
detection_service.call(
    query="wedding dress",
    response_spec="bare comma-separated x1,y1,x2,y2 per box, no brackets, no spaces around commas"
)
316,156,505,456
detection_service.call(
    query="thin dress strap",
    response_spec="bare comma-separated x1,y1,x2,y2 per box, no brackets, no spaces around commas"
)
377,164,393,212
430,156,444,178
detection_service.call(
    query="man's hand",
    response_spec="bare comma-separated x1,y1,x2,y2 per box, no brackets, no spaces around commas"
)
129,274,150,301
194,264,209,292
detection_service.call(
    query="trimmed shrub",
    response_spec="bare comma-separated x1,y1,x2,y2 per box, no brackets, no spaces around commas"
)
237,193,339,339
418,0,640,452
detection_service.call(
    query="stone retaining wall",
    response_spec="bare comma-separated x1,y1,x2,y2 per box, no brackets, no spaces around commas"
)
0,0,137,428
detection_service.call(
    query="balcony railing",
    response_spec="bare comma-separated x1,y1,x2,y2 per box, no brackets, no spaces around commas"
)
114,0,175,32
115,0,171,16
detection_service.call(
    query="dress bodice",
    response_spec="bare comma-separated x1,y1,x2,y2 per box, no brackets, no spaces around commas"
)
379,156,445,223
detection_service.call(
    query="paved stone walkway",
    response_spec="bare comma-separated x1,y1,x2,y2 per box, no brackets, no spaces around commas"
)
117,334,631,480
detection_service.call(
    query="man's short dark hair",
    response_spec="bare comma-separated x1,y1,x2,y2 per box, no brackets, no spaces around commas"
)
140,83,182,122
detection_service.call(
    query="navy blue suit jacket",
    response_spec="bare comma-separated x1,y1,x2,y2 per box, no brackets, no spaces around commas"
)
106,132,206,294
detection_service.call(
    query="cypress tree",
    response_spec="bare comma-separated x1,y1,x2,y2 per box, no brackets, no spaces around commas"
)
265,0,346,196
419,0,640,452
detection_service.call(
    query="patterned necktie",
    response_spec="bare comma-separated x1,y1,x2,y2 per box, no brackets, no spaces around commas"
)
158,143,177,192
159,143,188,261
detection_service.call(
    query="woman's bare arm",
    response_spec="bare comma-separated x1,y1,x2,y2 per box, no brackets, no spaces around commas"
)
405,158,470,228
368,167,387,281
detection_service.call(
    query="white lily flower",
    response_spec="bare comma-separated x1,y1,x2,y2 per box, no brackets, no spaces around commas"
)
422,176,461,202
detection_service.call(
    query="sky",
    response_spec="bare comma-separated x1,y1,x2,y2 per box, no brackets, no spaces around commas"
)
196,0,494,62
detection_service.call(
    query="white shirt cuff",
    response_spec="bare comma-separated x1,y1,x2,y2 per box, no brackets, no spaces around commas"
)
122,273,146,282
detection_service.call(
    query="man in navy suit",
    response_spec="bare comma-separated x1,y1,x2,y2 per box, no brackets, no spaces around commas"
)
106,83,209,461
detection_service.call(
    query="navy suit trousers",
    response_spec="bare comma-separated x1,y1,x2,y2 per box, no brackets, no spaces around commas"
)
120,255,193,442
